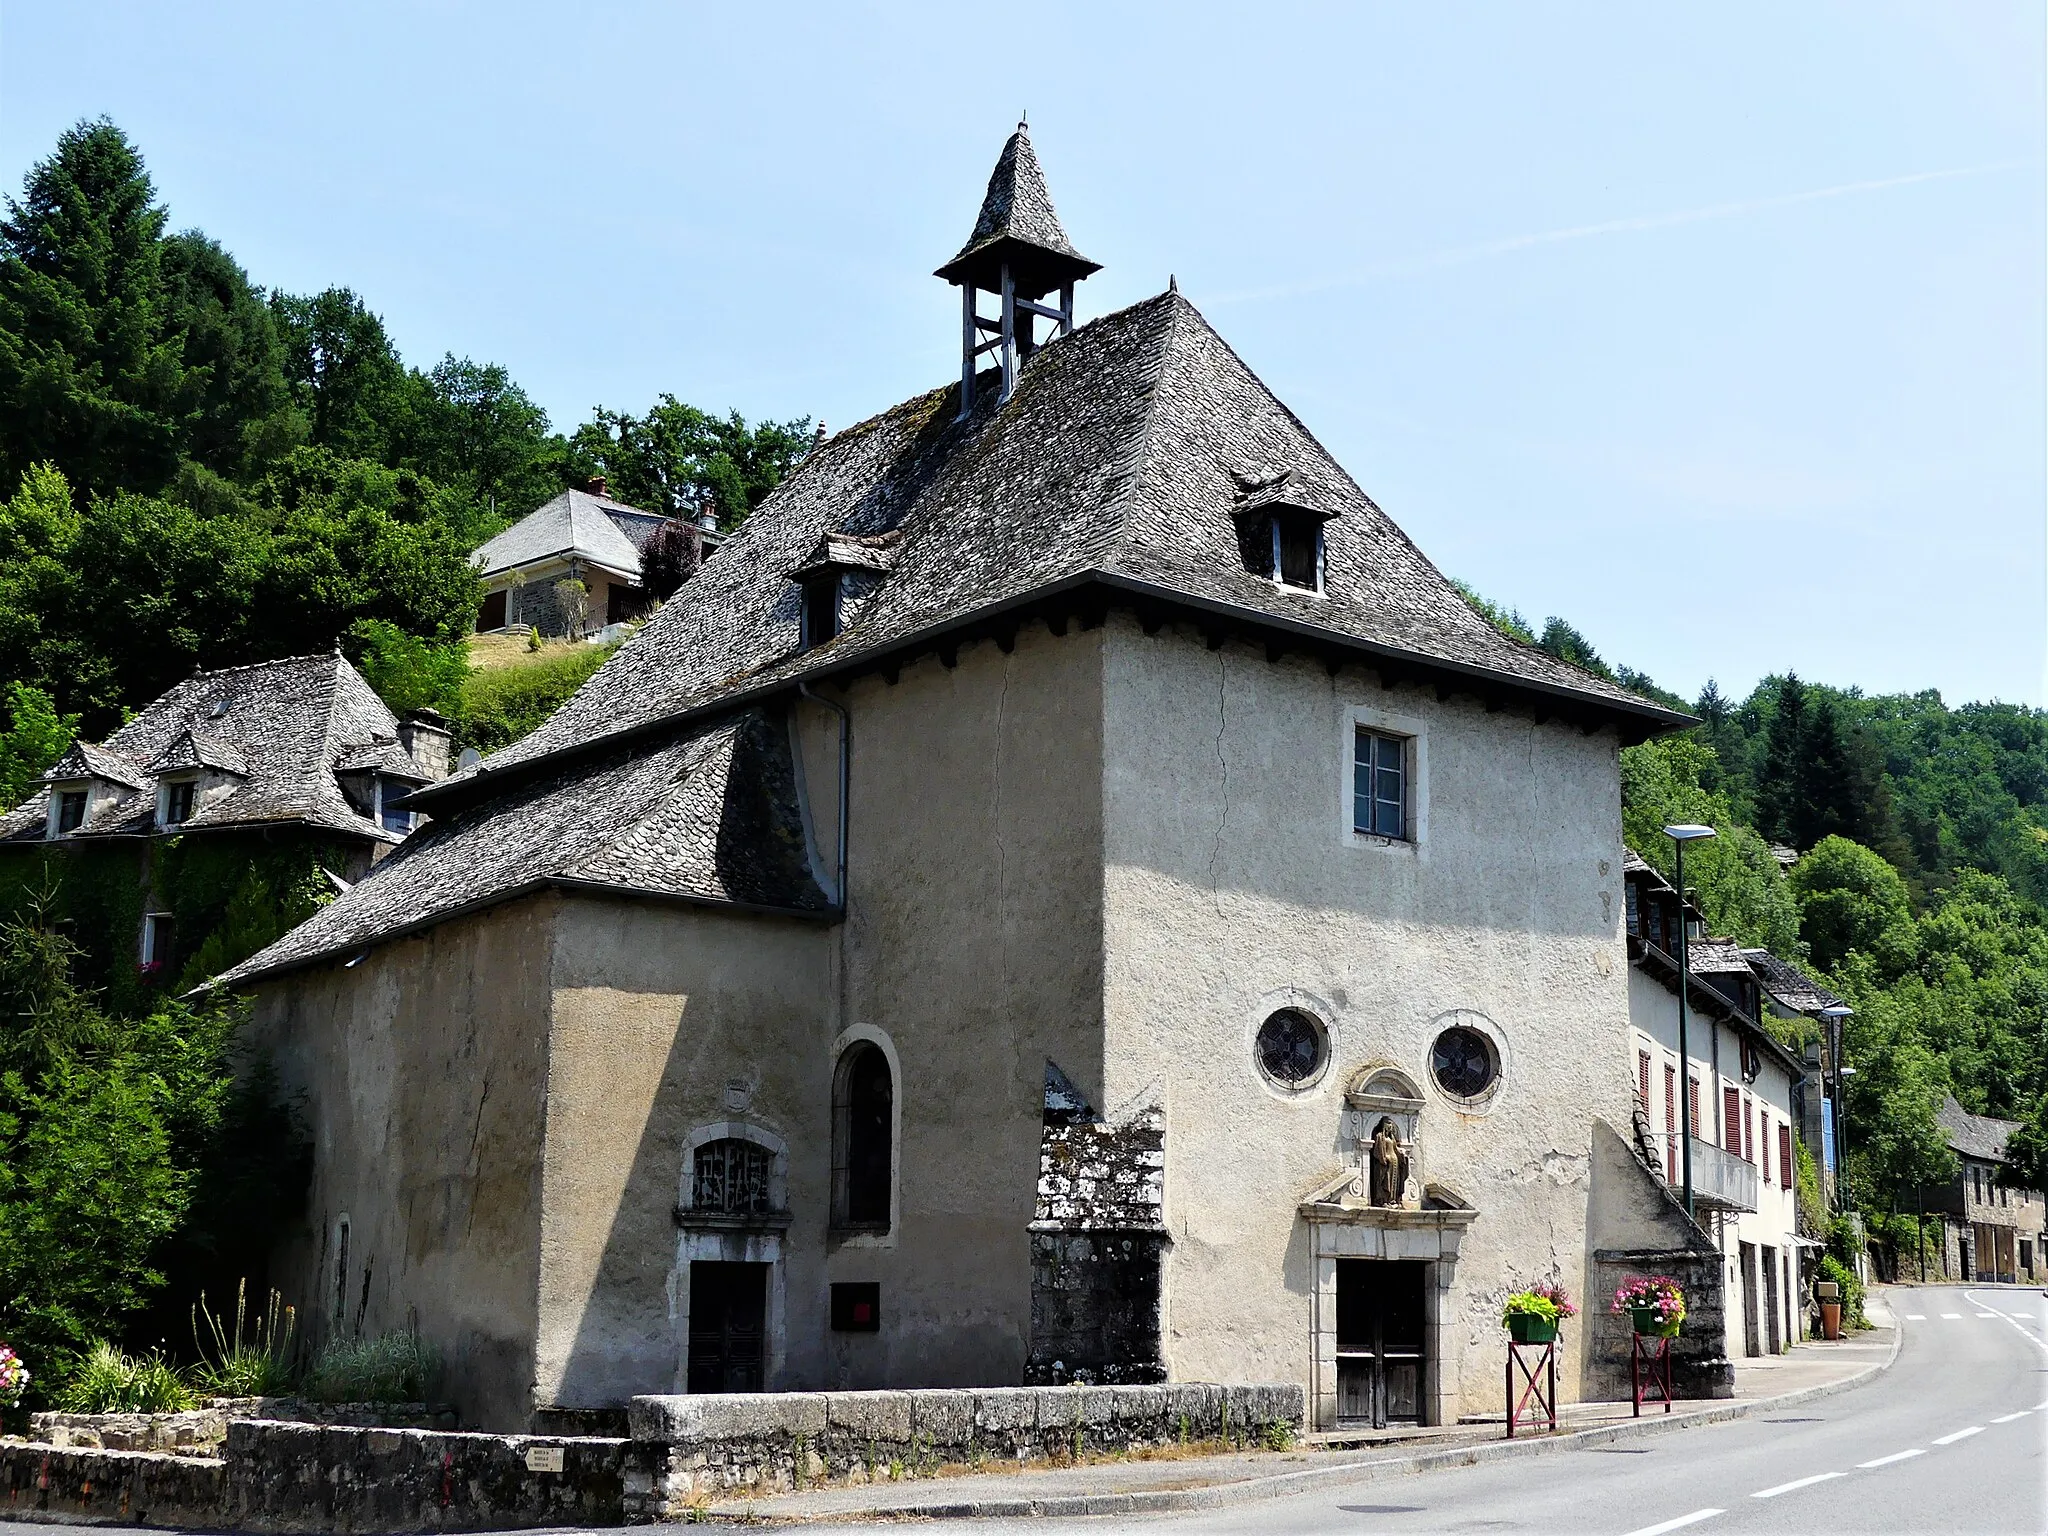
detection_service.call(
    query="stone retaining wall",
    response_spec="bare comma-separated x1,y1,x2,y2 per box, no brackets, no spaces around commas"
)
28,1401,460,1455
0,1421,623,1532
624,1382,1304,1517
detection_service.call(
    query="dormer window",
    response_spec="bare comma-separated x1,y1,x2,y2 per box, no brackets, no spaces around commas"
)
1273,508,1324,592
377,777,414,834
1231,472,1333,595
801,572,843,650
161,778,196,828
54,788,87,835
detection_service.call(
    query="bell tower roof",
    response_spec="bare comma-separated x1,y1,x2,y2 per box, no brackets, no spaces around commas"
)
935,122,1101,296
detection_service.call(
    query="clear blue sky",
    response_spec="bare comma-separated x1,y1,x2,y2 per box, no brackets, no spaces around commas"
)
4,3,2042,706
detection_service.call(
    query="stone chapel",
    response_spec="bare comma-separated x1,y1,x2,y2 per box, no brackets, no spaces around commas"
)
219,125,1702,1433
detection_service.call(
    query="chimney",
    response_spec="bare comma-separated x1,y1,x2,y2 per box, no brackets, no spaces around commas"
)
398,709,454,781
584,475,609,498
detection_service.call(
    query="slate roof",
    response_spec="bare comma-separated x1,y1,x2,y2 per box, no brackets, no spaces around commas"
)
1685,938,1755,977
935,124,1099,289
471,489,653,582
0,654,423,847
1938,1097,2020,1164
213,708,830,987
422,289,1686,818
1740,948,1844,1015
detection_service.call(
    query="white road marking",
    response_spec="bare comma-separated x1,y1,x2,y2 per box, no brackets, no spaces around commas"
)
1932,1426,1983,1445
1905,1313,1926,1320
1975,1313,1999,1319
1619,1511,1724,1536
1941,1312,1963,1319
1751,1472,1843,1498
1965,1290,2048,1355
1992,1412,2028,1423
1858,1449,1926,1468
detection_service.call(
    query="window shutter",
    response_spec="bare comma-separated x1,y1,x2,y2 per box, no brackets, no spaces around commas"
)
1637,1050,1651,1107
1779,1124,1793,1189
1723,1085,1741,1150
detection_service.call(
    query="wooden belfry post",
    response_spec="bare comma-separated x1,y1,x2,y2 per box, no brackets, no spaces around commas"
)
936,121,1101,417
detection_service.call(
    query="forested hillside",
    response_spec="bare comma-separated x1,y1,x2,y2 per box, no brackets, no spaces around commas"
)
1463,590,2048,1265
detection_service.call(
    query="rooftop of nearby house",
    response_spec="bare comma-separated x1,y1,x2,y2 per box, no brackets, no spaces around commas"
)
1740,946,1844,1016
470,485,667,584
211,132,1692,991
0,653,439,848
1938,1096,2022,1166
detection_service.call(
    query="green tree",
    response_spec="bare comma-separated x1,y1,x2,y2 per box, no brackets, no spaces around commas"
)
160,231,301,479
271,287,405,460
570,396,811,527
0,683,76,808
0,119,195,496
1790,835,1915,974
391,355,556,515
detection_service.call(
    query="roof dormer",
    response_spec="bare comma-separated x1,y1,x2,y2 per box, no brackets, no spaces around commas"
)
790,531,900,651
1231,468,1336,594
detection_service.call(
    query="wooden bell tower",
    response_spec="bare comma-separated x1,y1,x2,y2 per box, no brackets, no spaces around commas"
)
936,122,1101,416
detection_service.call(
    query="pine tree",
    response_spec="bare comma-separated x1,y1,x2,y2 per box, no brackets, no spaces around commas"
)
1753,674,1808,846
0,119,195,494
161,232,300,479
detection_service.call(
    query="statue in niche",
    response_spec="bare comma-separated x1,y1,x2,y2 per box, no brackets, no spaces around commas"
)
1368,1116,1409,1208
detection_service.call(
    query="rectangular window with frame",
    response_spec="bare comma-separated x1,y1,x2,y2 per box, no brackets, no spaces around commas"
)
1723,1085,1741,1151
1778,1123,1793,1188
55,789,87,834
142,911,176,970
1664,1063,1678,1182
163,779,196,826
1352,728,1407,839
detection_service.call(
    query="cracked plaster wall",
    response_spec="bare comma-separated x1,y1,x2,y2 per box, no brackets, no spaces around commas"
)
1098,614,1636,1420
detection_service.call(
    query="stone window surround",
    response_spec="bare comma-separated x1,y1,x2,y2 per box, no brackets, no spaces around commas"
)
672,1120,791,1395
1245,988,1341,1102
1337,703,1428,860
1304,1209,1473,1430
828,1024,902,1249
1425,1008,1510,1115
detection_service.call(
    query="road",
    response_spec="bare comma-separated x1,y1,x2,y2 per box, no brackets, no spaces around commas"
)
3,1286,2038,1536
792,1284,2047,1536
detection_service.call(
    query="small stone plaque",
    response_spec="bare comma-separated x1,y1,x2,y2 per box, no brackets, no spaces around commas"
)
525,1444,565,1473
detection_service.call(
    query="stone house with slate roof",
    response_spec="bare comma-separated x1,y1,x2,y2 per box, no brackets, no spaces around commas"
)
214,125,1704,1433
0,652,449,985
471,481,710,638
1927,1098,2046,1284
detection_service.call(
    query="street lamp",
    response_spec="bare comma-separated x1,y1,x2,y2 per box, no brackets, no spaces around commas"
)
1822,1003,1856,1212
1664,824,1717,1220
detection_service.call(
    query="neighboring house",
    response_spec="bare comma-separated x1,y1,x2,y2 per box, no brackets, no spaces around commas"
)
471,478,721,638
213,126,1703,1433
0,653,449,982
1623,852,1810,1364
1928,1099,2046,1284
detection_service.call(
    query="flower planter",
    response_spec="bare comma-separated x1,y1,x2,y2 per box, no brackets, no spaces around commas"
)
1507,1314,1558,1345
1631,1305,1680,1338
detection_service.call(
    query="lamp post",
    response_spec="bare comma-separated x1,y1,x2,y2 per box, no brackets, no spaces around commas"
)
1821,1004,1855,1212
1664,824,1717,1220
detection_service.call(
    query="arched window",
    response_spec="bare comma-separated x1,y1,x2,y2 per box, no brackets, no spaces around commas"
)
833,1043,893,1229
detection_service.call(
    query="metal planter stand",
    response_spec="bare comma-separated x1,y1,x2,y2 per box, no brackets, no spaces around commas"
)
1505,1339,1558,1436
1631,1333,1674,1416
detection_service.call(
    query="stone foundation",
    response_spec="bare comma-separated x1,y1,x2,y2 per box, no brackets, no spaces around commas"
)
1587,1249,1734,1401
623,1382,1303,1517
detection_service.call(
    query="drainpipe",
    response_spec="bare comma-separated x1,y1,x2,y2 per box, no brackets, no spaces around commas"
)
797,683,849,913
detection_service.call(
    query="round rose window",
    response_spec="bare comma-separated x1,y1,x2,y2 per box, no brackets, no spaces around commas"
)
1256,1008,1326,1086
1431,1025,1498,1099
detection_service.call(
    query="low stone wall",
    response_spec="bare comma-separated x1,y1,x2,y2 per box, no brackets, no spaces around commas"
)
625,1382,1304,1516
1588,1249,1734,1401
0,1421,623,1532
28,1401,460,1455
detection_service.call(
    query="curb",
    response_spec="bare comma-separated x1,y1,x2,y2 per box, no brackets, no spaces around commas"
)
705,1319,1906,1524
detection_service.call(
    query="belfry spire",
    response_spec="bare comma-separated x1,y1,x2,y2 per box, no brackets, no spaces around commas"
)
937,122,1100,415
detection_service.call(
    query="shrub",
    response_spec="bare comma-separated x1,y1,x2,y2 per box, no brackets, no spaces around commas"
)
1819,1251,1866,1328
305,1330,436,1403
54,1341,195,1413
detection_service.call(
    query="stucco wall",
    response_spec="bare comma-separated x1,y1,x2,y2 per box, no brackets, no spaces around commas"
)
1098,616,1635,1420
247,898,559,1430
806,622,1108,1390
534,895,830,1409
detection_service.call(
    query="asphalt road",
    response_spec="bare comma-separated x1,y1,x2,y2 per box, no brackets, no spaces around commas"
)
4,1286,2039,1536
792,1284,2048,1536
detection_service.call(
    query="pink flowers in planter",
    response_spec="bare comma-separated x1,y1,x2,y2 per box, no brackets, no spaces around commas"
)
1612,1275,1686,1324
0,1343,29,1408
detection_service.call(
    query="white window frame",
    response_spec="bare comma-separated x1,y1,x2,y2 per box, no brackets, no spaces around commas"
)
141,911,174,966
46,780,90,838
1338,704,1427,858
157,774,200,829
1269,511,1327,596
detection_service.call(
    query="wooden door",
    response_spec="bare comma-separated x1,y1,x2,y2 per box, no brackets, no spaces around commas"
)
1740,1242,1760,1357
1335,1260,1426,1428
687,1261,768,1393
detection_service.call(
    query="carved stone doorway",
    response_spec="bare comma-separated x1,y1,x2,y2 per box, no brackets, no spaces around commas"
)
1336,1259,1426,1428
